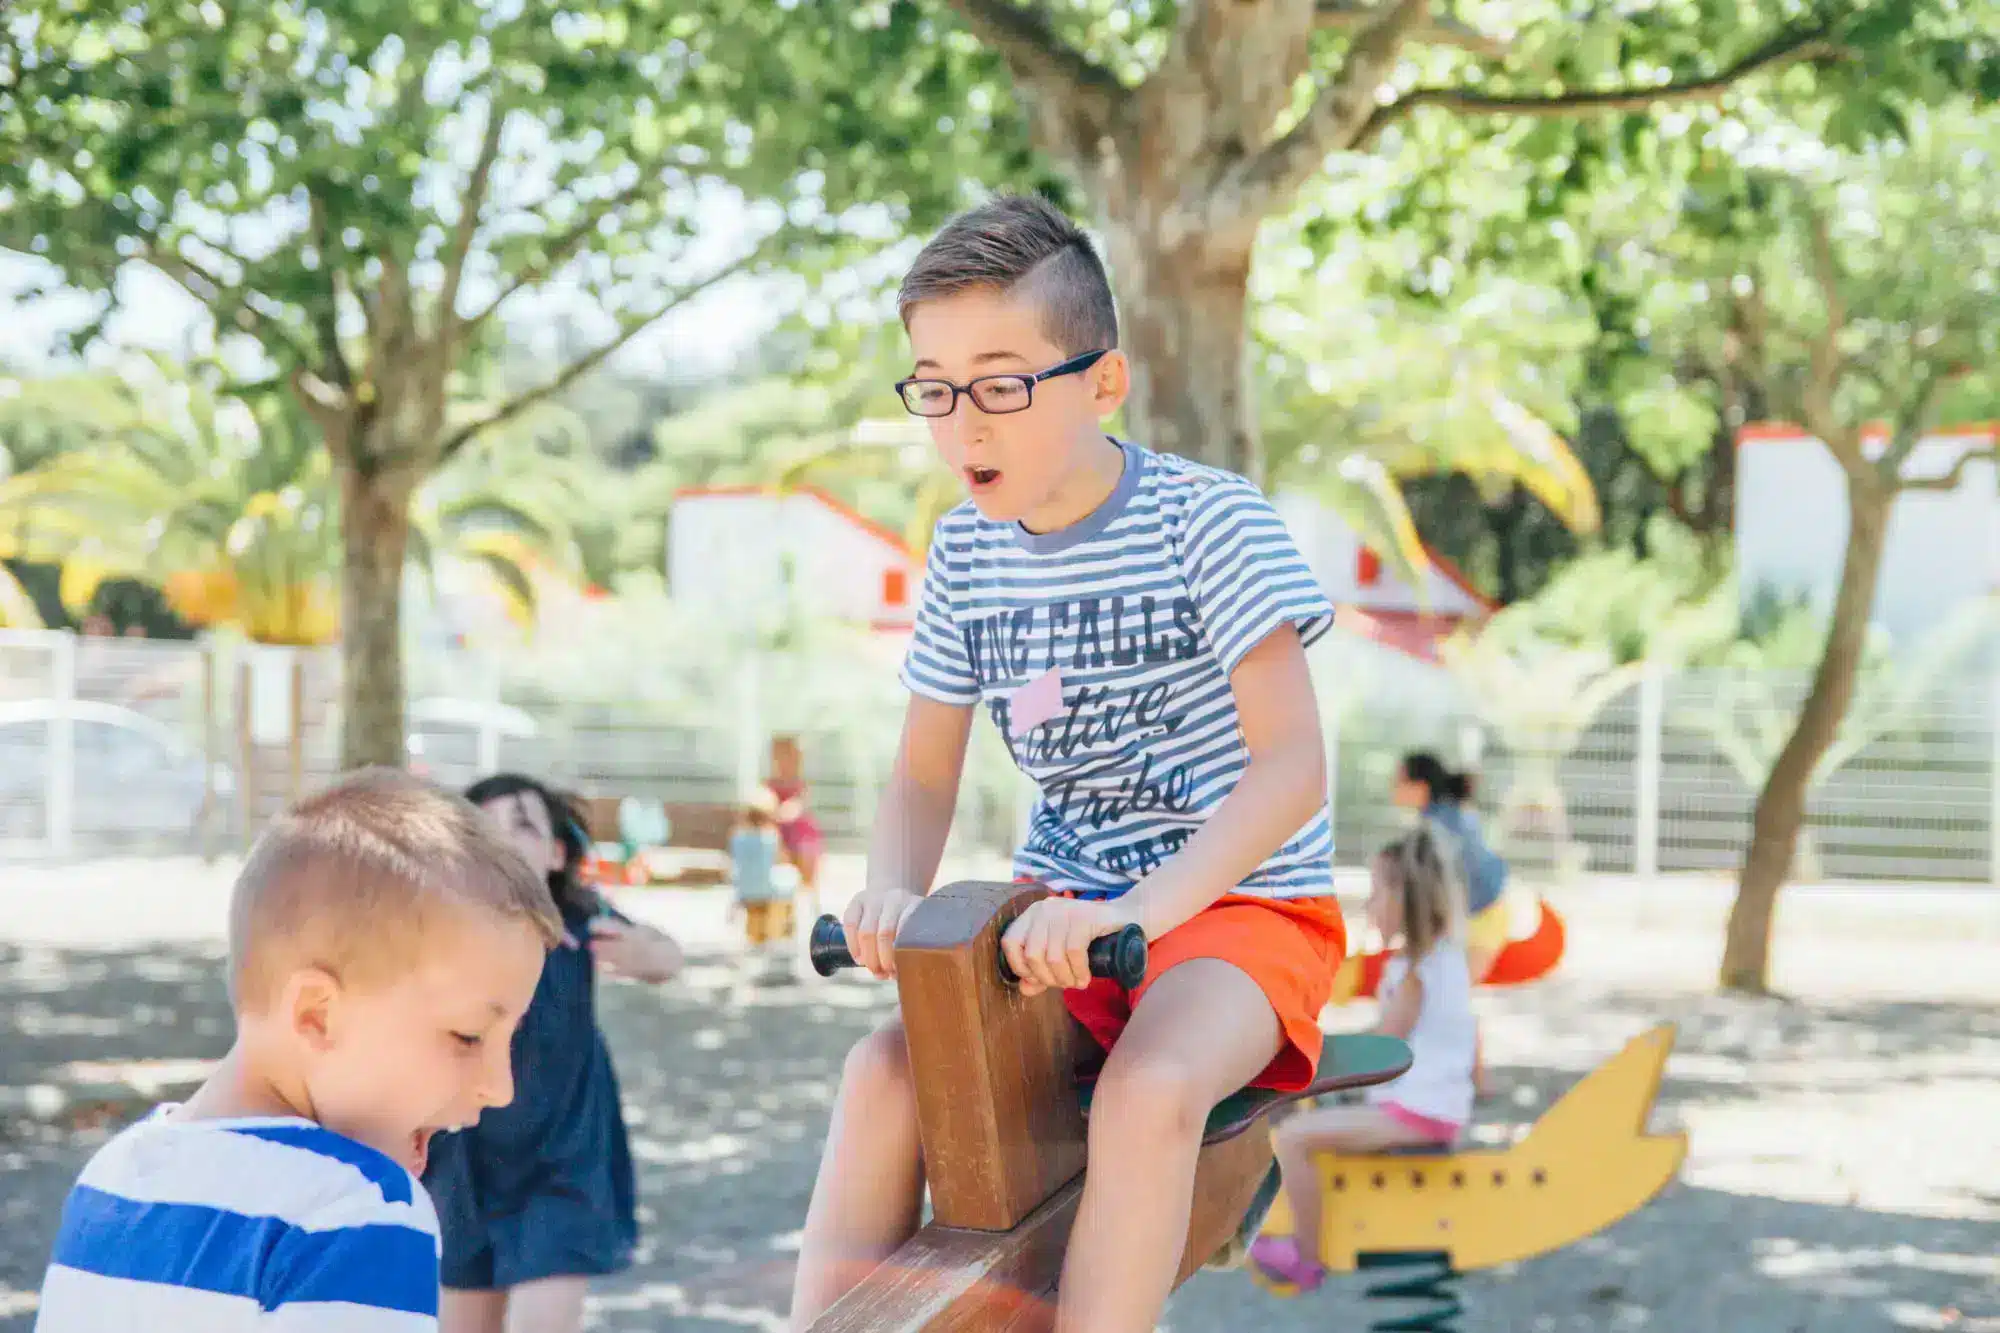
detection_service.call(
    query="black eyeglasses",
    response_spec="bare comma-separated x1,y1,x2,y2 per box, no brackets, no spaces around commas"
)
895,349,1108,418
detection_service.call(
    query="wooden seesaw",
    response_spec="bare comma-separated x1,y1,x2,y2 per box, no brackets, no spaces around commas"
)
1251,1023,1688,1330
803,878,1415,1332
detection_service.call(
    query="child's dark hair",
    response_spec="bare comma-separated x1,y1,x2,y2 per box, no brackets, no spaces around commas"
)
897,193,1119,355
1402,751,1475,804
1373,825,1464,963
464,772,592,908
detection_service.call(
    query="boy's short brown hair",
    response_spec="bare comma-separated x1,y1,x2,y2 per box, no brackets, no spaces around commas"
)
897,193,1118,355
229,767,563,1013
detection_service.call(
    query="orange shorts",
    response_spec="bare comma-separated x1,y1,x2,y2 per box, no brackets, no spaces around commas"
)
1059,892,1348,1094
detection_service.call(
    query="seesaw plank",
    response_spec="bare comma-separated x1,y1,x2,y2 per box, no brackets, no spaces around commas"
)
807,1174,1083,1333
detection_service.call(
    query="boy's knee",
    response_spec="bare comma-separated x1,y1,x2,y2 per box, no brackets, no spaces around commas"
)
840,1023,916,1108
1089,1052,1213,1143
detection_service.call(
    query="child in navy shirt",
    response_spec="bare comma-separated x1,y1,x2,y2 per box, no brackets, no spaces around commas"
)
424,773,684,1333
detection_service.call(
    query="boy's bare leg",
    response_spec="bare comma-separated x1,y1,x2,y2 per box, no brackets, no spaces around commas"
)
503,1276,589,1333
1054,959,1283,1333
787,1014,927,1331
1271,1104,1443,1268
441,1289,506,1333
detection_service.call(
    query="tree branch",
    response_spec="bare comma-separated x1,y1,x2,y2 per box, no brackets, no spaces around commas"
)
305,185,355,392
437,237,782,464
1802,197,1847,413
455,175,659,340
1882,361,1947,474
944,0,1125,157
1357,24,1840,145
145,243,320,373
1315,0,1509,60
1215,0,1432,232
441,97,508,328
1900,441,1992,492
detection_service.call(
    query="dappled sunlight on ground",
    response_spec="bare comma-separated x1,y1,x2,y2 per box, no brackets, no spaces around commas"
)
1,859,1995,1330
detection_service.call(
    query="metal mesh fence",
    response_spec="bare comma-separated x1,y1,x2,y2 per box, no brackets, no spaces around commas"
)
1,626,1995,884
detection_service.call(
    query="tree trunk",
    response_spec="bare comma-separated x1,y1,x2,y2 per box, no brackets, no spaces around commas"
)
1720,476,1891,993
338,465,416,771
1101,229,1260,479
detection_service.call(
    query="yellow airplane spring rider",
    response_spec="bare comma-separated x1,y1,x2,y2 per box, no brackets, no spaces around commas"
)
1245,1025,1686,1329
1240,830,1683,1331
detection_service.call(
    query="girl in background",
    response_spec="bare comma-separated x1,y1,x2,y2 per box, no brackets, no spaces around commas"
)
1394,750,1508,1097
765,734,824,895
1248,827,1476,1292
427,773,685,1333
731,788,791,956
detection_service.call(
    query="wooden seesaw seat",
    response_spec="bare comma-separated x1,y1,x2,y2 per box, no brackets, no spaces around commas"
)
805,879,1412,1332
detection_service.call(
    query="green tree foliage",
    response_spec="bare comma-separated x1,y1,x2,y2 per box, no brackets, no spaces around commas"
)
921,0,1998,484
0,0,1042,763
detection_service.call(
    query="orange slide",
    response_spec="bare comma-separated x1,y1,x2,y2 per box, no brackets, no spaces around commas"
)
1329,897,1567,1003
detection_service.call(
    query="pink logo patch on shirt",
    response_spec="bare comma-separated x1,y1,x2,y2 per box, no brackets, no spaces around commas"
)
1008,666,1066,738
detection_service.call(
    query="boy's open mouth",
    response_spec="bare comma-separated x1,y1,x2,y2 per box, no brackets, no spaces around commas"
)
965,465,1001,491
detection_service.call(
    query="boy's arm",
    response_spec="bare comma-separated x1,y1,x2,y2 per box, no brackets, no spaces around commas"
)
1110,624,1327,939
844,695,972,978
864,695,973,899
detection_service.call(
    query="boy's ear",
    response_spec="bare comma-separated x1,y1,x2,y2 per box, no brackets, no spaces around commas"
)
285,966,342,1053
1090,349,1131,419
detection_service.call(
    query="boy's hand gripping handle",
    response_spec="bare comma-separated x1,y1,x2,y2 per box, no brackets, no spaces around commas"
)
808,913,1148,990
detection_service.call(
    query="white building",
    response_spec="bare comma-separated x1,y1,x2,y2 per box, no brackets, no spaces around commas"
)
665,482,1495,662
667,484,918,634
1273,491,1495,661
1734,422,2000,649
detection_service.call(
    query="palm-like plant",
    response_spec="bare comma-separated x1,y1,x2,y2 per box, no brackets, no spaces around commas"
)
1258,232,1603,594
1440,631,1645,875
0,365,578,645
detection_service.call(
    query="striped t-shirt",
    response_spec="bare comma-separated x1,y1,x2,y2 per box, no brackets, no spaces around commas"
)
902,439,1337,898
35,1111,440,1331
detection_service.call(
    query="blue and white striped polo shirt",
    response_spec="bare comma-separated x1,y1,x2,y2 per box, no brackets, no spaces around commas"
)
35,1112,440,1331
902,439,1337,899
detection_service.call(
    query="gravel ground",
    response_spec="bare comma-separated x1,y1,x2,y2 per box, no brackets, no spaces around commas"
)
1,856,1996,1332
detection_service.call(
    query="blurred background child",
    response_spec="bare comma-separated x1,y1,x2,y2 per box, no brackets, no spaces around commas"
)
425,772,685,1333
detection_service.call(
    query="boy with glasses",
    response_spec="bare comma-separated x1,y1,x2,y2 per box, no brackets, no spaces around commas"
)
789,194,1344,1333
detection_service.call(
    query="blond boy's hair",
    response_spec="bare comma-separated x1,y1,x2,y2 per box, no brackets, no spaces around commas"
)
1374,824,1466,964
228,767,562,1012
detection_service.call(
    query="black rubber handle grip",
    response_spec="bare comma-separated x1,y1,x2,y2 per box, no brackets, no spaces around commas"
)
809,913,1148,990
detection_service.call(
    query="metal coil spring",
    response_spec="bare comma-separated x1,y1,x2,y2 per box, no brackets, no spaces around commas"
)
1357,1251,1462,1332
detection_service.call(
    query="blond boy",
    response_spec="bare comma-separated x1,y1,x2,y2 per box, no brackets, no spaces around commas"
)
34,768,560,1332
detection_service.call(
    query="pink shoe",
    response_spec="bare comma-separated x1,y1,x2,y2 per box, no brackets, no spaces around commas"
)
1248,1234,1327,1293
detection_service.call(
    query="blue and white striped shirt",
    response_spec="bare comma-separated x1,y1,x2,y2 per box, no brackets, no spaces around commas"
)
902,439,1337,898
35,1112,440,1332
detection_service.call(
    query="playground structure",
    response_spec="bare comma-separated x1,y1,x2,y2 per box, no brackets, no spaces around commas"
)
806,883,1683,1332
1252,1024,1686,1330
804,879,1415,1332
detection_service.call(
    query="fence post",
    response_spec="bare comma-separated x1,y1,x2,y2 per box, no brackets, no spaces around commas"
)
734,648,764,802
1634,664,1665,880
48,630,77,860
1990,665,2000,888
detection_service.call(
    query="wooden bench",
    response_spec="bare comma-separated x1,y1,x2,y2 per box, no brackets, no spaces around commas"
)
578,797,736,886
805,879,1412,1331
